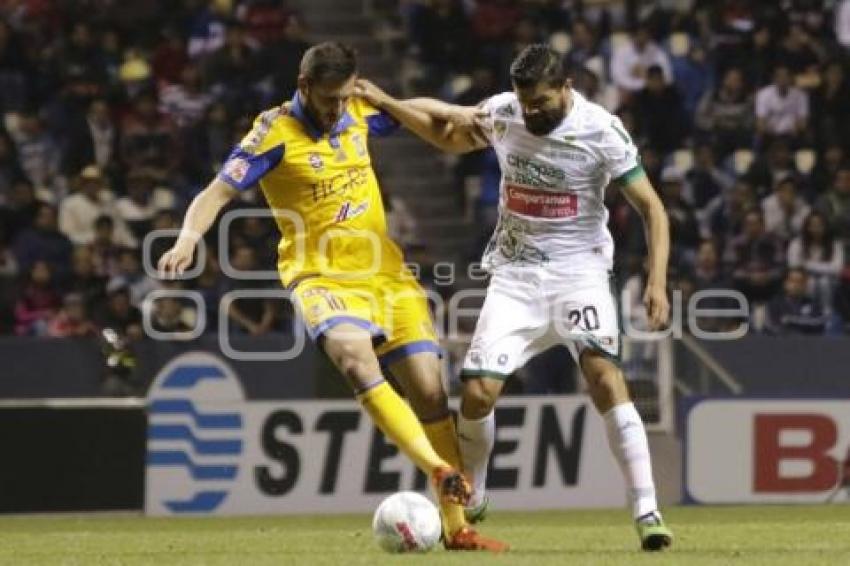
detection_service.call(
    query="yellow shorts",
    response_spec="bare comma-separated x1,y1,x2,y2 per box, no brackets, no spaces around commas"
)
291,272,440,366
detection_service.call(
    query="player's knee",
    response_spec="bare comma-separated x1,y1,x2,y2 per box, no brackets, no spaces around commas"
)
461,381,498,419
327,340,378,382
585,365,628,410
411,387,448,420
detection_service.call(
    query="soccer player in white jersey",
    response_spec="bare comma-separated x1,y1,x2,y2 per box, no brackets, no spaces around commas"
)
355,44,674,551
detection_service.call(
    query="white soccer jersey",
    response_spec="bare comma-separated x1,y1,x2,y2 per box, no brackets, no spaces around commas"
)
479,90,641,272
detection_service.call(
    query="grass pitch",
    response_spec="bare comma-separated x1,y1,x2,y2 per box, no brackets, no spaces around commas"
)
1,505,849,565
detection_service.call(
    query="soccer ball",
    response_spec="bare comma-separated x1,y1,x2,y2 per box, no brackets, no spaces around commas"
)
372,491,442,553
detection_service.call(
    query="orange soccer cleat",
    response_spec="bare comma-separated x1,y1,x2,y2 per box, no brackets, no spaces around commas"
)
430,466,472,507
444,527,510,553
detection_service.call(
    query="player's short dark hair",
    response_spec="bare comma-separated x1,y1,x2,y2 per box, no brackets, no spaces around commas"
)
300,42,357,84
510,44,566,89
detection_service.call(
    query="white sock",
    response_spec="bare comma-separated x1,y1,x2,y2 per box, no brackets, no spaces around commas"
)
603,402,659,519
456,410,495,508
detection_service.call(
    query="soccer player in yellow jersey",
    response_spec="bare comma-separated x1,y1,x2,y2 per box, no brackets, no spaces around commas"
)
158,42,507,552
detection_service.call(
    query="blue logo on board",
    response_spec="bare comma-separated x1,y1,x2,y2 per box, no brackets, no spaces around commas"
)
145,353,245,515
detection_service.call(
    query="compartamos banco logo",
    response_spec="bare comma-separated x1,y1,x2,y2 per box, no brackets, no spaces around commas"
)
145,352,245,515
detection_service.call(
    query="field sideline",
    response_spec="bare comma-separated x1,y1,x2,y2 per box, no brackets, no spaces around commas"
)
1,505,849,565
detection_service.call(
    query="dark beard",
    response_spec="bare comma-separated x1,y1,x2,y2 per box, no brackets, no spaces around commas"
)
523,108,565,136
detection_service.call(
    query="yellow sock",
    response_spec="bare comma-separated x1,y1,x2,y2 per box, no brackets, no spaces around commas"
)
424,415,468,537
357,381,447,474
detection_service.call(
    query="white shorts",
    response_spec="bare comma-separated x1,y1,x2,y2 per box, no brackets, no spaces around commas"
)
461,265,621,380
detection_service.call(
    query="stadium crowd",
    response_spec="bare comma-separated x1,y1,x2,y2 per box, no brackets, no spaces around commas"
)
1,0,850,346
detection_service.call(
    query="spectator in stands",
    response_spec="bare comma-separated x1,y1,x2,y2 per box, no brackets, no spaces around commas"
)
90,215,121,278
230,213,278,271
115,168,176,243
703,179,757,244
152,27,189,86
194,254,225,334
471,0,522,44
684,143,734,212
815,165,850,242
0,132,25,198
610,24,673,94
65,246,107,313
839,0,850,49
755,65,809,144
204,23,262,111
746,25,777,89
62,98,118,179
47,292,98,338
788,211,844,312
108,248,160,307
672,45,712,122
59,165,134,248
632,65,687,152
187,0,229,59
7,112,62,199
725,208,785,304
13,203,73,281
694,67,754,158
762,177,811,242
186,102,233,183
1,179,43,243
96,281,142,342
223,245,276,335
564,20,600,73
0,229,17,333
149,294,194,336
689,239,741,332
810,144,845,197
776,23,824,83
524,0,570,35
811,61,850,149
407,0,471,89
159,64,213,130
121,92,180,182
746,137,799,199
267,14,310,100
659,166,700,267
766,268,827,335
491,18,541,89
236,0,293,48
0,19,29,113
14,260,61,336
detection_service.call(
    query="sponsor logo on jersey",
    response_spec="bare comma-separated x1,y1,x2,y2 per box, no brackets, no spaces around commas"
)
505,153,566,188
309,153,324,171
334,200,369,223
505,184,578,219
223,158,250,183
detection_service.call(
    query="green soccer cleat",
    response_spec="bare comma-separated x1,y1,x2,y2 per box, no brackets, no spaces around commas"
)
464,495,490,524
636,511,673,551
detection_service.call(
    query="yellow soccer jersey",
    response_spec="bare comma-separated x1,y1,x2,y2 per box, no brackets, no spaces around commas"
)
219,93,405,287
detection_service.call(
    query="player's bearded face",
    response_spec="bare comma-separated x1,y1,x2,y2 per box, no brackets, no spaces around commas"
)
301,76,357,132
517,85,568,136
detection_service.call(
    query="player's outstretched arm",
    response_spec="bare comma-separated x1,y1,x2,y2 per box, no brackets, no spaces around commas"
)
621,173,671,330
158,179,237,277
355,79,488,154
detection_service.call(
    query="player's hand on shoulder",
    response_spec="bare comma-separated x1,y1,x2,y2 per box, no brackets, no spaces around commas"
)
354,79,390,108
